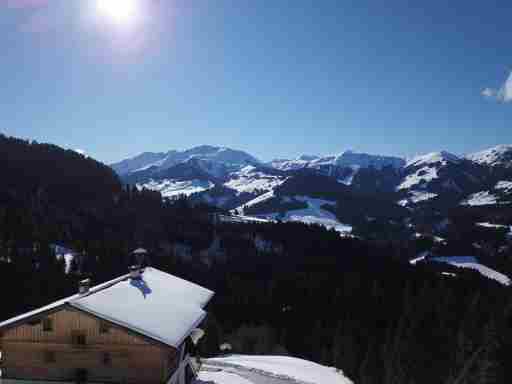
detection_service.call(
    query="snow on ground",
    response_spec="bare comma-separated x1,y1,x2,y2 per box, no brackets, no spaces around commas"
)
137,179,214,198
476,222,508,229
56,253,74,273
197,369,254,384
466,145,512,166
398,191,438,206
495,180,512,193
270,158,310,171
243,190,276,208
338,166,359,186
406,151,460,168
199,355,353,384
224,166,285,194
460,191,498,206
219,215,274,224
397,166,438,190
431,256,511,286
409,251,429,265
260,196,352,234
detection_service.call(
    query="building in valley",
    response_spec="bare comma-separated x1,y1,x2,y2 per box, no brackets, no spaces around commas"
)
0,266,214,384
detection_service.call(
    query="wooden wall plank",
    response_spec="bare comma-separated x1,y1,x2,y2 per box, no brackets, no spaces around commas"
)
0,308,178,384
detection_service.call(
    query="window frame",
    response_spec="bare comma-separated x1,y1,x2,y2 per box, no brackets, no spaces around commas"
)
101,352,112,366
42,318,53,332
99,320,111,334
71,331,87,347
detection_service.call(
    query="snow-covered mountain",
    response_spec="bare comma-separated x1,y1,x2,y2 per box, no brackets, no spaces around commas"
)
111,144,512,232
111,145,261,178
396,151,493,208
271,150,405,173
461,179,512,206
466,144,512,167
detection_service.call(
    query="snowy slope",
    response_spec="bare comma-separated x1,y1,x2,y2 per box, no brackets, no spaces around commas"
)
242,190,276,208
398,151,459,191
476,222,508,229
398,191,438,206
466,144,512,166
460,179,512,206
405,151,460,168
111,146,260,177
430,256,511,286
224,166,286,194
397,166,438,190
495,180,512,193
272,150,404,171
111,144,512,215
137,179,214,198
460,191,498,206
252,196,352,234
198,355,353,384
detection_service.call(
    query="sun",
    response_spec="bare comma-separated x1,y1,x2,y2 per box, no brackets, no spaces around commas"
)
96,0,140,25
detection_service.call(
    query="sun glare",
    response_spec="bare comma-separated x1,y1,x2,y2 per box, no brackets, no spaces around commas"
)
96,0,140,25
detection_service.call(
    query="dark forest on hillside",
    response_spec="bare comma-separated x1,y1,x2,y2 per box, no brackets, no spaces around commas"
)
0,135,511,384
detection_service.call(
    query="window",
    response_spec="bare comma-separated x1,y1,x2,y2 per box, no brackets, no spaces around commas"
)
42,318,53,332
43,351,56,363
71,331,87,347
101,352,112,366
99,321,110,334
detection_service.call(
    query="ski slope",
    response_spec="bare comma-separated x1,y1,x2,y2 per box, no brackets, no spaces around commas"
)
137,179,214,198
461,191,498,206
196,355,353,384
224,166,286,194
259,196,352,234
431,256,511,286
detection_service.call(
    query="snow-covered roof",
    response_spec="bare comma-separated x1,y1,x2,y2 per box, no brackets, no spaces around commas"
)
0,267,214,348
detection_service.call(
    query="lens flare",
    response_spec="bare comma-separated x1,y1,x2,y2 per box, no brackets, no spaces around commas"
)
96,0,140,25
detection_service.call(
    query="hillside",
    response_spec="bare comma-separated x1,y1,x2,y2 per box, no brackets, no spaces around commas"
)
0,135,511,383
197,355,353,384
112,144,512,240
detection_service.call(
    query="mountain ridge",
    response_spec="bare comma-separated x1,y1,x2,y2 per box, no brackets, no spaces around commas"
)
110,144,512,235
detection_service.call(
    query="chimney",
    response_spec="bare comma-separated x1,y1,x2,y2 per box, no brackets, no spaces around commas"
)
78,278,91,295
129,265,142,280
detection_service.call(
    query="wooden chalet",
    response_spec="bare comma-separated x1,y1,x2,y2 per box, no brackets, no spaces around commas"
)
0,267,214,384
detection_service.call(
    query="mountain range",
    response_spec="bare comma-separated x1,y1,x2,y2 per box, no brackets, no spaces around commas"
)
110,145,512,235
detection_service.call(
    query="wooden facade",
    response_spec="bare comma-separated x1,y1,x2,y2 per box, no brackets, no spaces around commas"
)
0,306,180,383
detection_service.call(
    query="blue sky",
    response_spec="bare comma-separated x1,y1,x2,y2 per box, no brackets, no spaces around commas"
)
1,0,512,163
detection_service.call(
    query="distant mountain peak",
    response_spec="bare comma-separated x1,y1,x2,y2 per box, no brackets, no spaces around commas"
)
466,145,512,166
406,151,460,168
331,150,405,169
110,145,260,176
